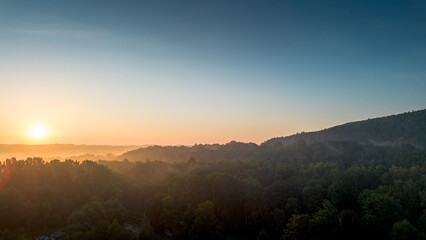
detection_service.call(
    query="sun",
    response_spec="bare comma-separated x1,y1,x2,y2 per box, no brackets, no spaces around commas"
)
28,125,48,140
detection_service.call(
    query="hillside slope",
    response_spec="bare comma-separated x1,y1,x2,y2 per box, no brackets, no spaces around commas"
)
263,109,426,148
120,109,426,162
119,141,259,162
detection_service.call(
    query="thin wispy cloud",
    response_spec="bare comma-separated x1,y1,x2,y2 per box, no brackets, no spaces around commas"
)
12,28,108,39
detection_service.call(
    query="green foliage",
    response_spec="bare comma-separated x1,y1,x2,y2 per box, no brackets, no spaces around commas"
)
283,214,311,240
359,188,403,230
145,193,178,233
390,219,422,240
190,200,221,239
63,219,136,240
0,120,425,240
107,219,135,240
0,230,26,240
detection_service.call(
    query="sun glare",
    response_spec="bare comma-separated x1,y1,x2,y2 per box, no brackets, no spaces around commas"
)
28,125,48,140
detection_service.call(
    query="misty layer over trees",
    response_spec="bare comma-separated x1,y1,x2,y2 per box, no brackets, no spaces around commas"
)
0,110,425,240
0,144,140,162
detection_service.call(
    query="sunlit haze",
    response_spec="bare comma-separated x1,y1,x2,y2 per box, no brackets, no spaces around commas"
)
28,125,48,140
0,2,425,239
1,1,425,145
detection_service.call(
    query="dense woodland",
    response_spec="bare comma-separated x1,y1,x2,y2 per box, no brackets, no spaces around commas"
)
0,110,425,239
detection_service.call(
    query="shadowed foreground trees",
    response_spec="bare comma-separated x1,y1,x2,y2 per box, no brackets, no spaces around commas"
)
0,139,425,239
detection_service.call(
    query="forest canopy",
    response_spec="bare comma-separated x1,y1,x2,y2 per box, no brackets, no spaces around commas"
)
0,110,425,239
0,140,425,239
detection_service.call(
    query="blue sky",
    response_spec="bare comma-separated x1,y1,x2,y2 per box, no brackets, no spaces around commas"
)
1,0,425,144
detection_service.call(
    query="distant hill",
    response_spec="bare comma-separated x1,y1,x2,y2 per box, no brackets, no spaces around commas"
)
119,141,259,162
262,109,426,148
0,144,141,161
120,109,426,162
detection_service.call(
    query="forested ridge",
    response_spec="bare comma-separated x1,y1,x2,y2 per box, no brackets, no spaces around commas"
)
264,109,426,147
0,110,425,239
120,109,426,163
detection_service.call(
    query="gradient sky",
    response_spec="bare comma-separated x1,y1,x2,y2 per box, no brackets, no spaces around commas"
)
1,0,425,145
